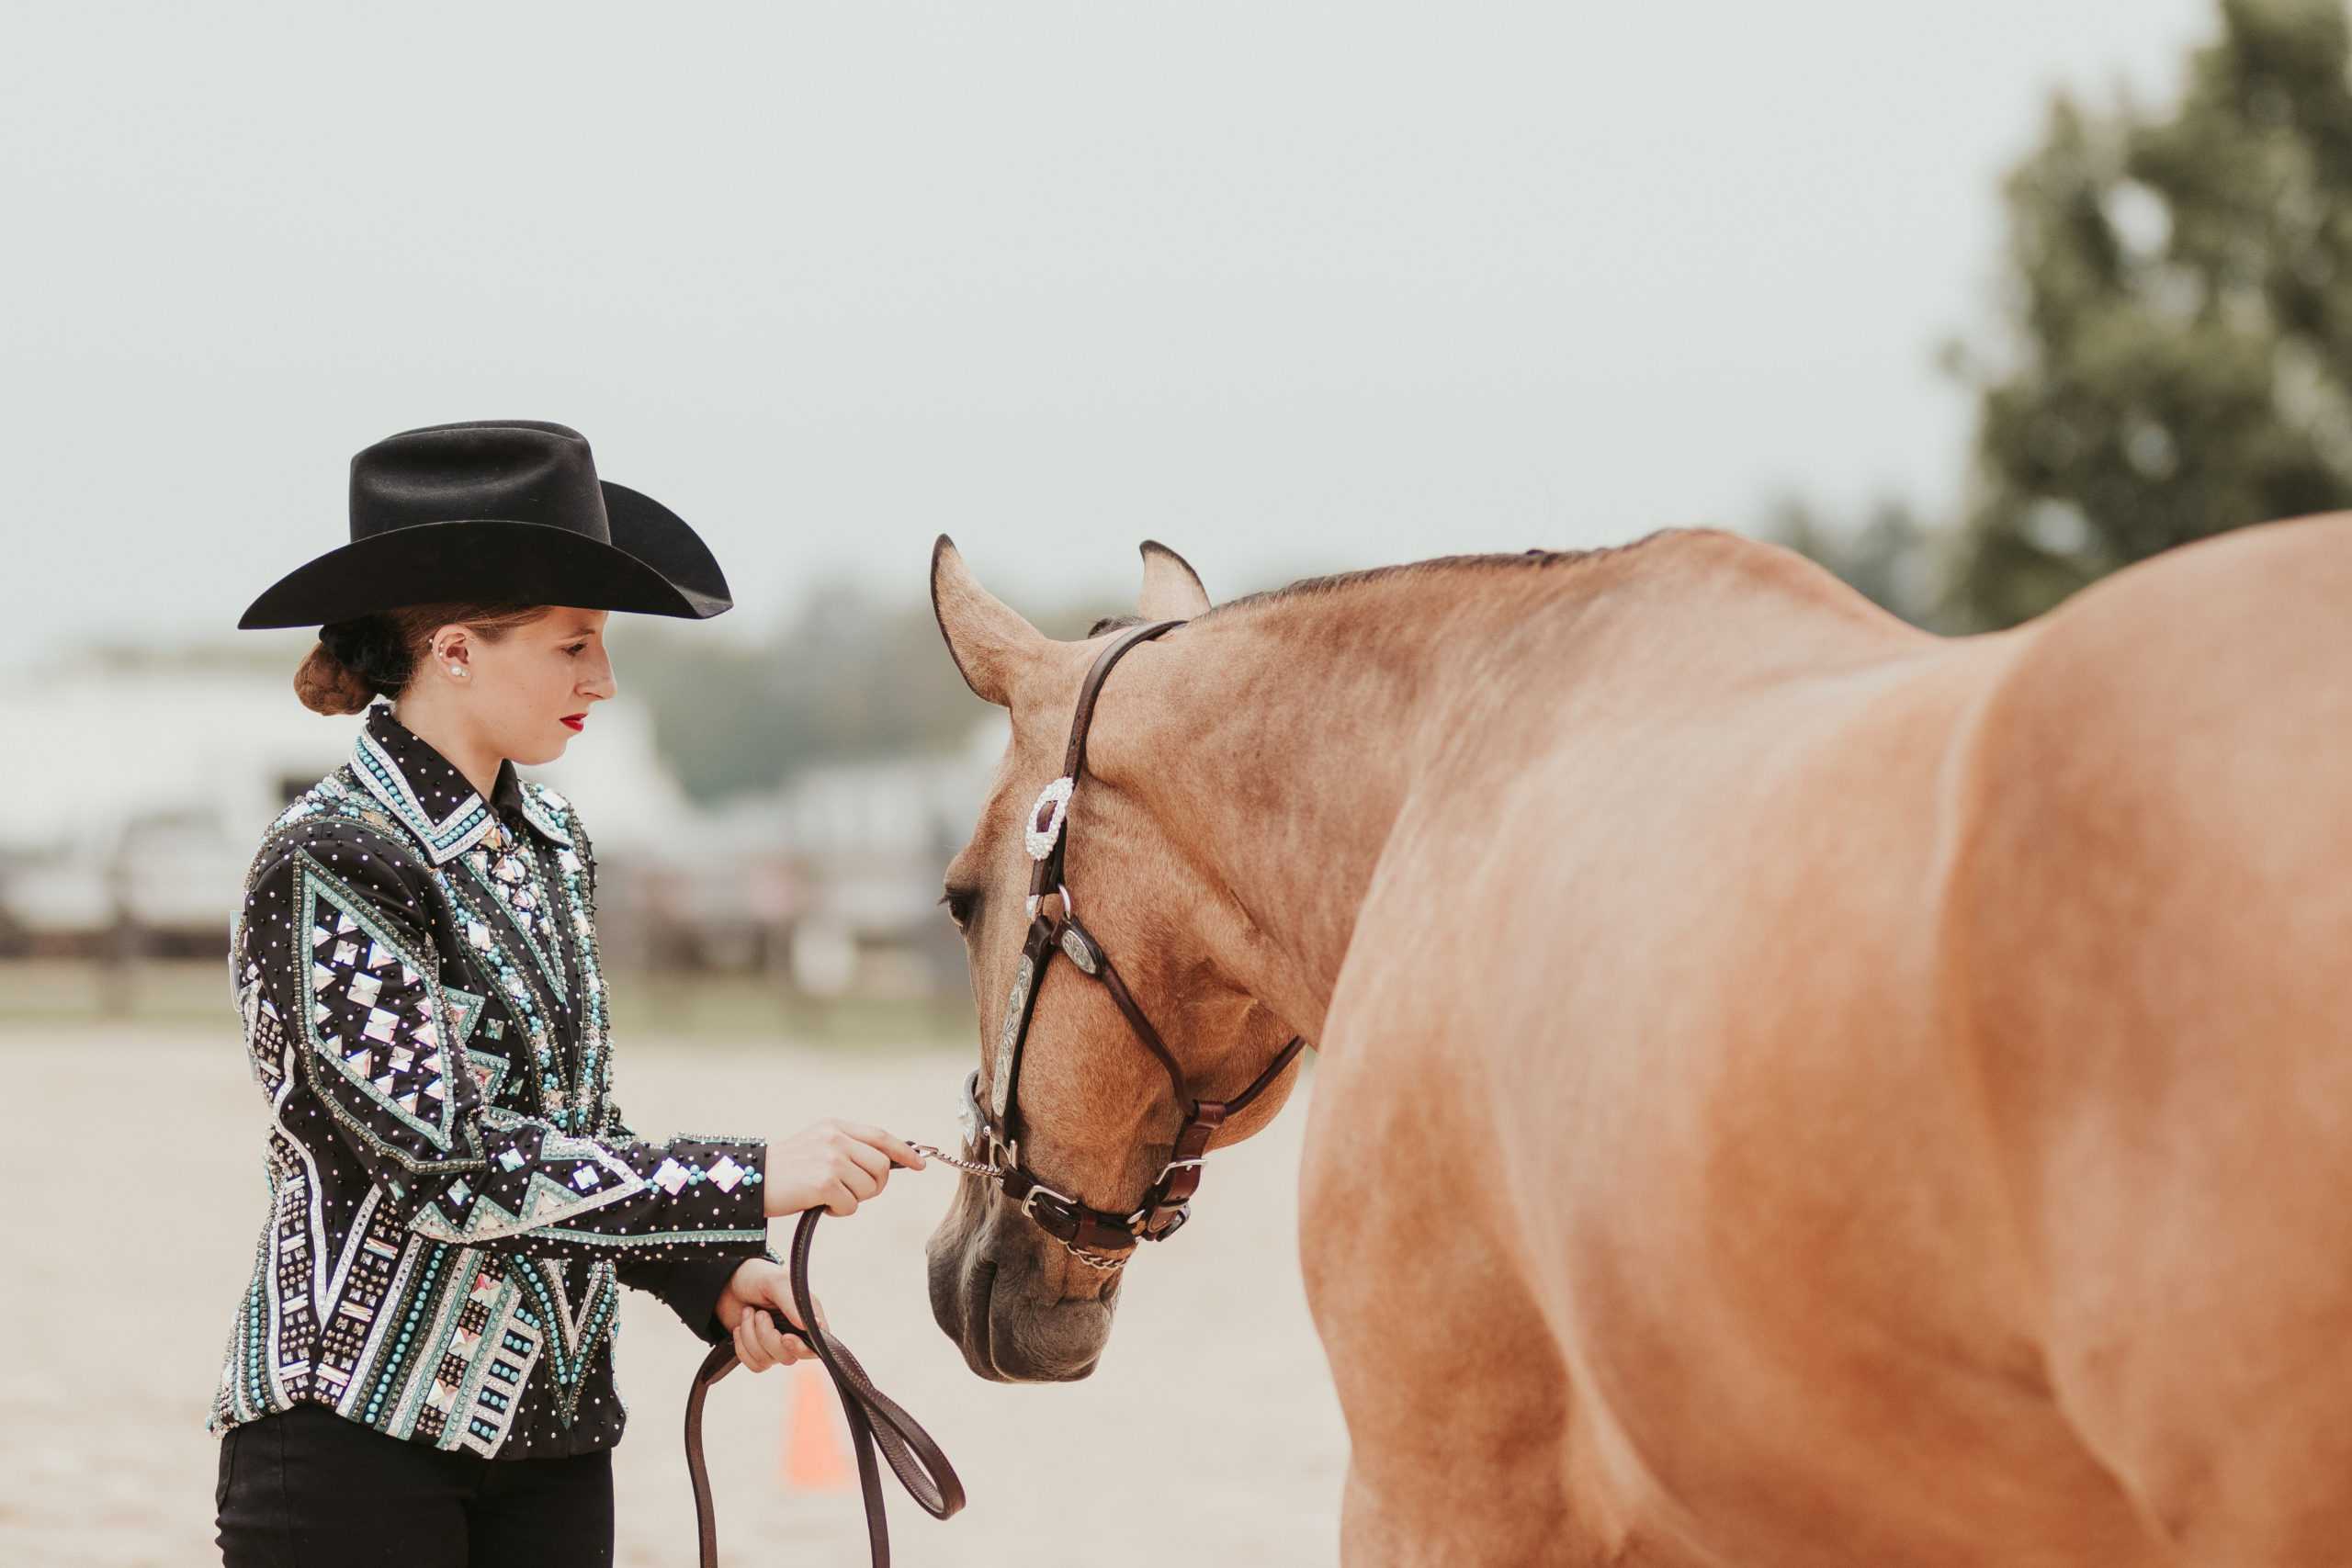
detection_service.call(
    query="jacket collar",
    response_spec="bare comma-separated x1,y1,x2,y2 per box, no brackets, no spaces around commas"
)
351,701,573,865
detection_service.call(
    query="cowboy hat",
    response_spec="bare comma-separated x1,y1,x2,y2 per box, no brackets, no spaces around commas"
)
237,420,733,628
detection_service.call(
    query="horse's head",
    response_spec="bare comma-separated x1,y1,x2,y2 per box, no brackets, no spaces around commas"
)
922,537,1307,1382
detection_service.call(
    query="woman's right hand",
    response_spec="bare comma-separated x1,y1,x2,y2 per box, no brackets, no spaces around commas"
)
761,1119,927,1218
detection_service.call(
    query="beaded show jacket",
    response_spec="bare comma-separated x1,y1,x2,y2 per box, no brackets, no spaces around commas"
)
206,701,772,1460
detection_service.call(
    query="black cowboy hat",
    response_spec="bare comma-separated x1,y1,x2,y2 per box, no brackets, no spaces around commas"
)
237,420,733,629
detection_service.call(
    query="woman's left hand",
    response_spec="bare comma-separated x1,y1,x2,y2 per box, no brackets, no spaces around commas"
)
715,1257,829,1371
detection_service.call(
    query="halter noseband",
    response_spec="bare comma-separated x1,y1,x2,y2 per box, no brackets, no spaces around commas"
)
957,619,1309,1271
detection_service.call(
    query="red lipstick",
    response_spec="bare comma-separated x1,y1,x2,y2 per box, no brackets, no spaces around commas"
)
560,714,585,732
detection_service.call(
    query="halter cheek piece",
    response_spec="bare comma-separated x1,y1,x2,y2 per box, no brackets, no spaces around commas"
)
949,619,1310,1271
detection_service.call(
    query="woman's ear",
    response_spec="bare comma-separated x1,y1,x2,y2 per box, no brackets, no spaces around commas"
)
430,626,472,682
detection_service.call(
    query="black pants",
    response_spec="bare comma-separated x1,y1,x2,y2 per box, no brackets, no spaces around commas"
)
214,1404,613,1567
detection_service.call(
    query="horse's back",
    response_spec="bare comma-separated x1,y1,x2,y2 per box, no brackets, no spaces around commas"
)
1944,511,2352,1559
1317,516,2352,1562
1318,553,2111,1561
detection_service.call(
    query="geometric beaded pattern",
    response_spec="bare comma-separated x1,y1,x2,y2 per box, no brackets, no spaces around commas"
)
408,1111,649,1247
515,782,574,850
296,853,462,1153
459,836,570,1004
352,720,497,865
318,1195,422,1419
510,1254,620,1427
208,701,772,1461
439,853,582,1130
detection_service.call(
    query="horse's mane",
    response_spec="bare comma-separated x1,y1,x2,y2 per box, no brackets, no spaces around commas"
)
1082,532,1678,639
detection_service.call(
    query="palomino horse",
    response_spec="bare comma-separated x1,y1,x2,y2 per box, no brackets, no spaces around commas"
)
922,516,2352,1566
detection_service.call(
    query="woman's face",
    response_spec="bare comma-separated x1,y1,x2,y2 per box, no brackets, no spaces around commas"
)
448,606,616,765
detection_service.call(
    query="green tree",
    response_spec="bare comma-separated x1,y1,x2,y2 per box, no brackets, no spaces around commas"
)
1792,0,2352,629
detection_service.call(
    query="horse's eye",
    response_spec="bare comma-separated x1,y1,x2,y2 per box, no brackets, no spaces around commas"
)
939,886,978,931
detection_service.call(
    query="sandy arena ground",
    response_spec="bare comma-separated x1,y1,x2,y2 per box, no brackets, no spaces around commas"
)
0,1025,1346,1566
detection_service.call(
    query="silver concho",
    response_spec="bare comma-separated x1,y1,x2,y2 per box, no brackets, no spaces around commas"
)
1058,927,1098,975
990,953,1035,1120
1024,776,1076,862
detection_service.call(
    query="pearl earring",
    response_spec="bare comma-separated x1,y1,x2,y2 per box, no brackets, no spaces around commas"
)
449,665,465,678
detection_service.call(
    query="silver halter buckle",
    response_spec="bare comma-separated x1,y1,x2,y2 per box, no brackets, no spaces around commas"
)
1019,1179,1080,1224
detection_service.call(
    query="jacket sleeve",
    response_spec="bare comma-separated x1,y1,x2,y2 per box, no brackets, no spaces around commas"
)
244,819,771,1266
606,1097,775,1346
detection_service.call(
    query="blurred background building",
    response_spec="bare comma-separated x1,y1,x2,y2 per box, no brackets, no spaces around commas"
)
0,630,1012,1020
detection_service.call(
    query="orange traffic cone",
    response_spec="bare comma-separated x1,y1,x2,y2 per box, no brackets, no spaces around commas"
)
781,1359,854,1492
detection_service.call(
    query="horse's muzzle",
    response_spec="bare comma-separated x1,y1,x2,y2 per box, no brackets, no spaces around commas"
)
925,1219,1118,1382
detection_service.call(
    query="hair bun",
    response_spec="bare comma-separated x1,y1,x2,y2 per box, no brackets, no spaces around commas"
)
296,615,414,715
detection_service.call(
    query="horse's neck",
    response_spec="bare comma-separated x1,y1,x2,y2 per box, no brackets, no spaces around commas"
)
1085,530,1918,1040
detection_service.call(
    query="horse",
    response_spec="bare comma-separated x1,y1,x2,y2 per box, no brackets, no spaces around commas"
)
921,514,2352,1565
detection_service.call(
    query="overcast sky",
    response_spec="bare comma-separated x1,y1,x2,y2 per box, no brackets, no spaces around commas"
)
1,1,2217,664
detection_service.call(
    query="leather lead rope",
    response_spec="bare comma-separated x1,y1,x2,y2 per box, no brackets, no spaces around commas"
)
684,1204,964,1568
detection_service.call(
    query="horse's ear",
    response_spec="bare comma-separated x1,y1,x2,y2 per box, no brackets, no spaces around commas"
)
1137,540,1211,620
931,536,1046,708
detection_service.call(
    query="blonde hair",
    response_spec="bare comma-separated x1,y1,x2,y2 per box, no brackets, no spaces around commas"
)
294,603,548,716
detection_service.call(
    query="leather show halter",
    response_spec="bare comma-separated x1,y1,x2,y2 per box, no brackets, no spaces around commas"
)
684,1203,963,1568
681,619,1307,1563
955,618,1310,1271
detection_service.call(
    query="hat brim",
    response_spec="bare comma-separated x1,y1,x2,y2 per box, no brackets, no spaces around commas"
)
599,480,733,609
237,481,734,629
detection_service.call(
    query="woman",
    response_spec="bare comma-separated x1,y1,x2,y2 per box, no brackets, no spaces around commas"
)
209,420,924,1566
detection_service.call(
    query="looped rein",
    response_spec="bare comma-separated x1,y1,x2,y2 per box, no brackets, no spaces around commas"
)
683,1205,964,1568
